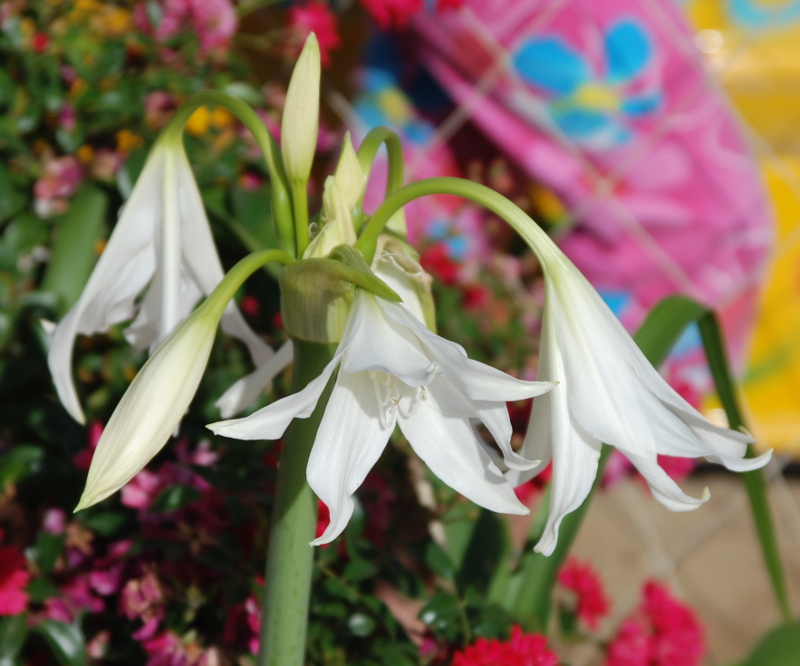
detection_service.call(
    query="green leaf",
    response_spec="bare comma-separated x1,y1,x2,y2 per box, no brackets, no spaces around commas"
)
425,542,456,584
347,612,376,638
149,485,202,513
79,511,126,537
32,533,64,574
34,620,86,666
738,622,800,666
0,614,28,665
0,445,44,490
40,185,109,314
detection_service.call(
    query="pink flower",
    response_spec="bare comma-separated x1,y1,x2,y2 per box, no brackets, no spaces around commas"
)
142,630,220,666
142,0,237,56
73,420,104,471
33,155,84,218
0,546,29,616
606,581,705,666
43,575,103,623
121,571,165,640
287,2,340,67
557,558,610,630
359,0,423,29
451,626,559,666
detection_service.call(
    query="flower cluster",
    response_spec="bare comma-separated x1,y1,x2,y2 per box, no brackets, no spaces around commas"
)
557,557,610,630
606,581,706,666
451,626,559,666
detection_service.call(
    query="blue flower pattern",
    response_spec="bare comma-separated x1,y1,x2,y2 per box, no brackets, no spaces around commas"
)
512,19,661,149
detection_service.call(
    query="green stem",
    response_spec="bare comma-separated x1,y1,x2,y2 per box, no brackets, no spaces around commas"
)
259,341,336,666
697,314,793,625
163,91,296,257
356,178,553,266
292,181,310,258
356,127,405,202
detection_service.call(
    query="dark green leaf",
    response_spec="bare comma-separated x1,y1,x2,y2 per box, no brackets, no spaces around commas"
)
0,614,28,665
34,620,86,666
424,542,456,584
0,445,44,490
32,533,64,574
79,511,126,537
149,485,202,513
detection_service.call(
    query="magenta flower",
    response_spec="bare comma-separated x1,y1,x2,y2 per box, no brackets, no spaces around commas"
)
451,625,559,666
0,546,29,616
557,557,610,630
288,2,341,66
606,581,705,666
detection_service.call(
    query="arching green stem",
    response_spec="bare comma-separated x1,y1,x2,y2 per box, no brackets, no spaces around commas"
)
356,127,406,203
163,91,296,257
355,177,554,266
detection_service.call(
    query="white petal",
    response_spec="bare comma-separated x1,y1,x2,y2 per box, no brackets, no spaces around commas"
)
77,310,217,509
215,340,294,419
175,150,272,367
340,292,436,386
379,298,553,401
208,352,340,441
47,147,164,423
625,452,710,512
308,371,394,545
399,404,528,516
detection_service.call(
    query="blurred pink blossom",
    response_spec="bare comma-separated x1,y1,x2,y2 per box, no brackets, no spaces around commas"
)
140,0,238,55
33,155,84,218
606,581,705,666
287,2,341,67
0,546,29,616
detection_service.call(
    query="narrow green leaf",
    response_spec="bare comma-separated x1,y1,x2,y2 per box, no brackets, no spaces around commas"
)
0,445,44,490
34,620,86,666
696,313,792,624
149,485,202,514
40,185,108,314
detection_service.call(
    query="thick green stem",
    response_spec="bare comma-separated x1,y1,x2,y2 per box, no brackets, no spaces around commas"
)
259,341,336,666
356,127,405,202
163,91,296,257
292,181,310,258
356,178,553,266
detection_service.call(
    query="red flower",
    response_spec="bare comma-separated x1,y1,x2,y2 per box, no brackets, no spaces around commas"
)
420,243,461,285
557,557,610,629
451,625,559,666
287,2,341,67
606,581,705,666
359,0,424,29
0,546,29,616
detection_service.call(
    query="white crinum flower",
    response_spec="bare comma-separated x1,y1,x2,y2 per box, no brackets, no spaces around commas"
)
209,287,554,545
47,137,271,424
510,249,772,556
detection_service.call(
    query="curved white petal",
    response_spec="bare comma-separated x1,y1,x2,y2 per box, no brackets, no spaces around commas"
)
531,323,602,556
47,147,164,423
77,309,217,509
341,292,438,386
308,371,394,545
625,451,710,512
207,351,341,441
175,149,272,367
215,340,294,419
399,403,528,516
378,298,553,401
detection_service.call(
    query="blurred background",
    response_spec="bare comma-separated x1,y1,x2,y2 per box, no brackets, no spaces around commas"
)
1,0,799,664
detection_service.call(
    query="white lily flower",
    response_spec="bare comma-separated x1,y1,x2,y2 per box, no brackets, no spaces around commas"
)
209,288,554,545
512,250,772,556
47,138,271,424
